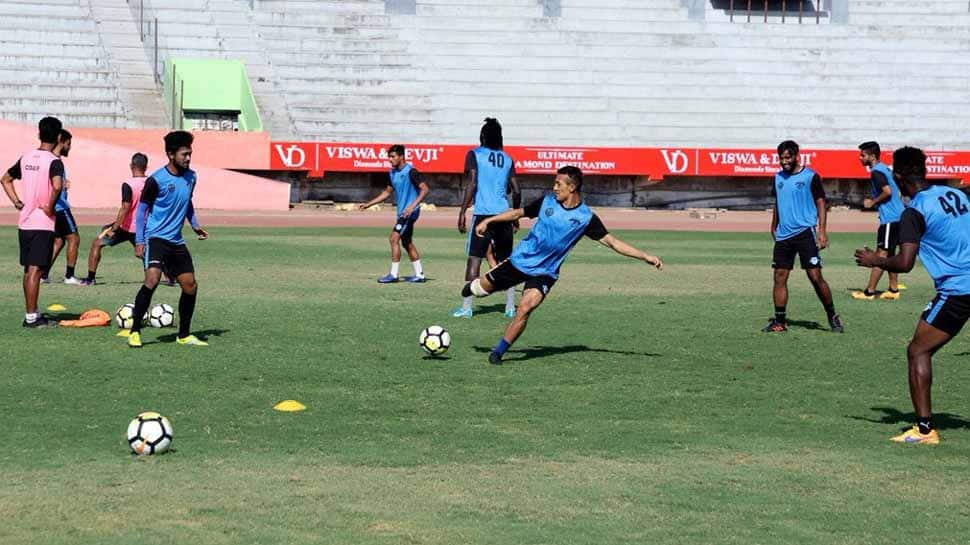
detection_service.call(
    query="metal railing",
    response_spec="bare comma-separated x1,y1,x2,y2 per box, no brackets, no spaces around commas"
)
726,0,825,23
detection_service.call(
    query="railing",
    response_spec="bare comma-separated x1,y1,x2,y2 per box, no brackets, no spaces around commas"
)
725,0,826,23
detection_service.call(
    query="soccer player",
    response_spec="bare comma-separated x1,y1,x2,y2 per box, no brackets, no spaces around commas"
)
126,131,209,348
358,144,430,283
854,147,970,445
80,153,149,285
454,118,521,318
763,140,843,333
44,129,82,284
461,166,663,365
852,141,906,300
0,116,65,328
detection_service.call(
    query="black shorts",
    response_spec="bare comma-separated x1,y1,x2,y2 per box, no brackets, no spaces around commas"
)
19,229,55,268
467,215,514,260
144,238,194,276
921,293,970,336
485,259,556,297
393,210,419,246
54,209,78,238
97,223,136,247
772,229,822,270
876,222,900,254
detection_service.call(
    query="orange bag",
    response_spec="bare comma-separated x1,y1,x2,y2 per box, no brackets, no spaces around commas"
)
59,309,111,328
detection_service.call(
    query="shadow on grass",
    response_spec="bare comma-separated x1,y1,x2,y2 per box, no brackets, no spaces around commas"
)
787,319,828,331
849,406,970,431
156,328,231,343
473,344,661,362
472,303,507,316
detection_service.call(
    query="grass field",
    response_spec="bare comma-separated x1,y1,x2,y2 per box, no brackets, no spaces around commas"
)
2,225,970,544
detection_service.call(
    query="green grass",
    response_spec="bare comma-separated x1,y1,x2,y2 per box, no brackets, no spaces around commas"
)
2,226,970,544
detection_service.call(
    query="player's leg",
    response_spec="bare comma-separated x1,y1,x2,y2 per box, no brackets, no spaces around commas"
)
20,230,56,327
378,226,403,283
456,216,489,317
44,236,63,282
63,232,80,283
128,240,164,346
492,222,516,318
764,238,794,332
83,225,111,284
805,268,841,332
488,280,551,365
174,272,206,346
880,223,902,299
400,215,424,282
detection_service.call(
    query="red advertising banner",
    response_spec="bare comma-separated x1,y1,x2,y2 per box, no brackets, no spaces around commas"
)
270,142,970,184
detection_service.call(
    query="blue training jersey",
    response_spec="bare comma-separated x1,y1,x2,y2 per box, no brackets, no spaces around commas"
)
54,165,70,212
870,162,905,224
773,167,823,241
469,146,513,216
144,165,196,245
389,163,420,216
510,193,608,279
901,185,970,295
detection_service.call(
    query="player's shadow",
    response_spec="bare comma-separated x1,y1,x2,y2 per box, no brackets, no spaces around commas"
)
473,344,661,362
787,319,827,331
156,328,230,343
45,312,82,321
473,304,507,316
848,406,970,431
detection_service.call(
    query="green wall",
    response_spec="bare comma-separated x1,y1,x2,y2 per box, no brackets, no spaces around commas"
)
163,58,263,131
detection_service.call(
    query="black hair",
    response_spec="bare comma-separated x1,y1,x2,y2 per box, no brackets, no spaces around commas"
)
58,129,72,142
480,117,503,150
777,140,799,156
858,141,880,158
164,130,194,154
557,165,583,191
892,146,927,183
38,116,62,144
387,144,405,156
131,153,149,170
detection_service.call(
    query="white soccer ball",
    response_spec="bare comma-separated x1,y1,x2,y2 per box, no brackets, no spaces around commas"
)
126,411,173,456
148,303,175,328
115,303,146,329
419,325,451,357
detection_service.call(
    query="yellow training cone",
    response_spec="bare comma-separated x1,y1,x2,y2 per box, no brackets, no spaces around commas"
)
274,400,306,412
47,304,67,311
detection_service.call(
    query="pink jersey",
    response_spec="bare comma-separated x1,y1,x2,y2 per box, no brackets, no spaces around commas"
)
16,149,61,231
120,176,147,233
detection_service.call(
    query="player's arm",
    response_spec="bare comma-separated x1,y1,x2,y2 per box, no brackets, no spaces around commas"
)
864,171,892,209
1,160,23,210
475,207,525,237
769,183,778,240
401,169,429,218
46,160,64,217
108,183,133,233
358,185,393,210
185,200,208,240
586,214,662,270
134,177,159,257
855,208,922,273
812,174,828,249
458,150,477,233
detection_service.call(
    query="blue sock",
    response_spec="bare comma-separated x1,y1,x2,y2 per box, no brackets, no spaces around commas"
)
494,338,511,356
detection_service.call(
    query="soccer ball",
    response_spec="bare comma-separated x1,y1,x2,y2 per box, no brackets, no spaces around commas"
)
126,411,173,456
419,325,451,356
115,303,147,329
148,303,175,328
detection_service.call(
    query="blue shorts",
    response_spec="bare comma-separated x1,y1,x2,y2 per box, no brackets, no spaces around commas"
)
393,209,420,246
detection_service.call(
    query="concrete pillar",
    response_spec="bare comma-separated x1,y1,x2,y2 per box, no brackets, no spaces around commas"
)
543,0,561,17
683,0,706,20
829,0,848,23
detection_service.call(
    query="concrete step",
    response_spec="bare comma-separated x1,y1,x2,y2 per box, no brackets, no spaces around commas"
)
0,82,118,100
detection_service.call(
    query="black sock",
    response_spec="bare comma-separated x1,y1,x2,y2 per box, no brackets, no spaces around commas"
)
66,266,75,279
178,291,197,338
824,304,836,319
86,270,96,281
888,288,899,293
774,306,786,323
917,417,933,435
461,283,473,297
131,284,156,333
864,289,876,296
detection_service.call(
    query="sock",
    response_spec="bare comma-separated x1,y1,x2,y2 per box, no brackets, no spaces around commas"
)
888,288,899,293
494,338,511,356
411,260,423,277
774,306,786,323
66,265,75,279
505,288,515,310
461,283,472,297
917,417,934,435
824,303,836,319
86,270,96,281
131,284,156,333
462,295,472,310
390,262,400,278
40,266,50,280
25,312,38,324
178,291,197,339
864,289,876,296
